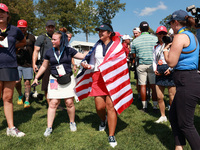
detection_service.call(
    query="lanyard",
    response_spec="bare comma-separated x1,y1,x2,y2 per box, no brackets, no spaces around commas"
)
1,28,6,33
45,33,52,40
53,47,64,64
178,27,189,34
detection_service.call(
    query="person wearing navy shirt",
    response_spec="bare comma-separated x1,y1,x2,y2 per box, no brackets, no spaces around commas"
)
0,3,26,137
32,31,86,137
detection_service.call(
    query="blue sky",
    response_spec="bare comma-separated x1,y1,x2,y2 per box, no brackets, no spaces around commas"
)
72,0,199,43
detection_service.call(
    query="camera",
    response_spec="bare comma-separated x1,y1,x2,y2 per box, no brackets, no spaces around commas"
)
186,5,200,28
162,36,173,45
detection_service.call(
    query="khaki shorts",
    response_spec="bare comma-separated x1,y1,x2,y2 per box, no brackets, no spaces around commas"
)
137,64,155,85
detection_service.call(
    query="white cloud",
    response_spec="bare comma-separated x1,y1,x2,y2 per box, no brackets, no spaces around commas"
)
135,1,167,16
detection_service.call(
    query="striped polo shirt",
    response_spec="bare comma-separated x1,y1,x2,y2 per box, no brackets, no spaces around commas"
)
131,32,157,65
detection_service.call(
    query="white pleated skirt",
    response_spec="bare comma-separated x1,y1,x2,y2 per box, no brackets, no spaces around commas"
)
47,74,75,99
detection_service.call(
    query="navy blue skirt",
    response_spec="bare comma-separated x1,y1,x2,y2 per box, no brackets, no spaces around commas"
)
156,64,175,87
0,68,19,81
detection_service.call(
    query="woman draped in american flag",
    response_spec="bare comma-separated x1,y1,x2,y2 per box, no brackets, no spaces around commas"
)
75,23,133,148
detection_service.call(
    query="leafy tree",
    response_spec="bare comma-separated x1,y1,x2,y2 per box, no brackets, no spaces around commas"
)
1,0,36,33
95,0,125,24
160,15,171,30
160,15,196,34
35,0,78,35
76,0,99,42
149,28,155,35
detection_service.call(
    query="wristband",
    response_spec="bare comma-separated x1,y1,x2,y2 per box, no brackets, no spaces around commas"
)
163,49,169,52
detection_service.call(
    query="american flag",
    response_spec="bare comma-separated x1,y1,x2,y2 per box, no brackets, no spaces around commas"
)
75,38,133,115
50,79,58,90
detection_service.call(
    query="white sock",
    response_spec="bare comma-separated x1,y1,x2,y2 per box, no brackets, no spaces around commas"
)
142,101,147,108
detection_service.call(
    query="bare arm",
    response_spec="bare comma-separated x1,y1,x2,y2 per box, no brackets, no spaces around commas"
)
163,34,190,68
73,52,87,60
32,59,49,85
16,38,26,49
132,53,136,63
32,46,40,73
71,58,77,73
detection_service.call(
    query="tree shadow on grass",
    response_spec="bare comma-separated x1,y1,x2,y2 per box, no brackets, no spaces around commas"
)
0,107,40,130
142,120,174,150
132,92,171,121
30,93,47,107
49,108,128,135
75,110,128,135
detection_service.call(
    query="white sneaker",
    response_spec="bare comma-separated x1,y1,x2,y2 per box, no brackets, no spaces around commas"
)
44,127,52,137
6,127,25,137
155,116,167,123
99,116,107,131
108,136,117,148
32,91,38,98
70,122,77,132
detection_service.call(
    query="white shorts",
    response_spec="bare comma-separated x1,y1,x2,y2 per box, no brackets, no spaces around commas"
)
47,74,75,99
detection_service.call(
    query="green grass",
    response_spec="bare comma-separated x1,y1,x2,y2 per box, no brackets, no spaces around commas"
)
0,72,199,150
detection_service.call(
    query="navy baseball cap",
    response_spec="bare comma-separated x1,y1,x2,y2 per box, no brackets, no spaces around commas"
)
167,9,188,24
46,20,55,27
95,23,113,32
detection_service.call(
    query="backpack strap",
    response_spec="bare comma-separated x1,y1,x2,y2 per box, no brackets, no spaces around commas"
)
39,34,47,64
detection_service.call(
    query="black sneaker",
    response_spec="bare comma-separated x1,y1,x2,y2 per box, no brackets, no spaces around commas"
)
99,116,107,131
108,136,117,148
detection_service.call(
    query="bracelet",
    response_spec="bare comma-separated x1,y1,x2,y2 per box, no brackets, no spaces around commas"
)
163,49,169,52
163,49,168,52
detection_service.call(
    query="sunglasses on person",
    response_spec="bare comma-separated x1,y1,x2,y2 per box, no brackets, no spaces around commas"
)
157,31,167,35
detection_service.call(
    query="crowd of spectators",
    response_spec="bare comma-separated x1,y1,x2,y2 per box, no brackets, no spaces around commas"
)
1,2,200,149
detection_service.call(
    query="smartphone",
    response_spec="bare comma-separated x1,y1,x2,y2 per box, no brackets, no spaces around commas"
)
31,82,40,87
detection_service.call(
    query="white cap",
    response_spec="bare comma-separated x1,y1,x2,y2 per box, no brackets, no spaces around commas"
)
122,34,133,40
133,27,141,32
169,28,174,35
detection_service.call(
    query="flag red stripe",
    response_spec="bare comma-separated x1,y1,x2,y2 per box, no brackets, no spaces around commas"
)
76,72,93,86
100,48,125,66
78,93,90,101
113,89,133,105
75,82,92,93
109,79,131,95
104,68,129,85
101,58,127,76
117,99,133,115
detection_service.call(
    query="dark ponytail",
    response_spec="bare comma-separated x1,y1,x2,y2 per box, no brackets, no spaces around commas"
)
178,16,195,28
103,23,115,37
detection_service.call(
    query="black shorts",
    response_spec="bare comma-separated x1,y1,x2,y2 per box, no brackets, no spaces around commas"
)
0,68,19,81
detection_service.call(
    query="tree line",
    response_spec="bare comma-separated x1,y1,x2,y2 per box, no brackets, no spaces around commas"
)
2,0,125,42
